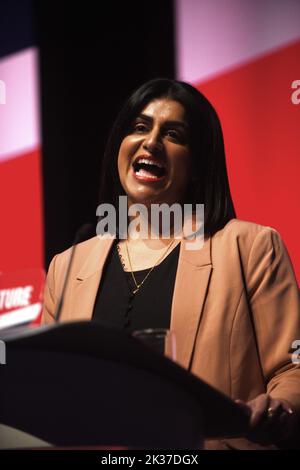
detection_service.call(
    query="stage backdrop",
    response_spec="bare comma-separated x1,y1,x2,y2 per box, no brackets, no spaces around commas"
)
176,0,300,282
0,0,44,327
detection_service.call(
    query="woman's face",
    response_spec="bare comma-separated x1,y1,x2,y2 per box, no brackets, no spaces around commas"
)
117,98,191,207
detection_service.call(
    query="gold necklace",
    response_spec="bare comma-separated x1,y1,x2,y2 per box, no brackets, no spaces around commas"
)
121,239,175,295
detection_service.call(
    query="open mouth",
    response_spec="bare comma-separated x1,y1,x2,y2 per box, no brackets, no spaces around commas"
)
132,157,167,181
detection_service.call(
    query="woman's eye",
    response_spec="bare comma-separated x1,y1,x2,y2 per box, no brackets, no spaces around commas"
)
166,130,180,140
134,123,148,133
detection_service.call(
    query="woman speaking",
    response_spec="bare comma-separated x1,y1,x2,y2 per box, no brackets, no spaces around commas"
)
42,79,300,450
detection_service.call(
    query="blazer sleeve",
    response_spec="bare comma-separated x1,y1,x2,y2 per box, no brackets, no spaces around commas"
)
246,227,300,412
41,255,58,325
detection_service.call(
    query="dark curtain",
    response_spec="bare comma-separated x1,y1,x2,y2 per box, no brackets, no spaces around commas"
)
36,1,175,268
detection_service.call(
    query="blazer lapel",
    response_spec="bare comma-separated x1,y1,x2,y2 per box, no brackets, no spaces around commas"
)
65,237,115,321
170,236,212,370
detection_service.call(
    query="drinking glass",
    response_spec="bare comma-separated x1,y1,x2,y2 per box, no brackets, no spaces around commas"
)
132,328,176,361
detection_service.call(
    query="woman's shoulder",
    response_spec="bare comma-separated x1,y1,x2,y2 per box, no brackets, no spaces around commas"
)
53,235,104,257
48,236,114,275
209,219,295,285
216,218,281,240
212,218,285,257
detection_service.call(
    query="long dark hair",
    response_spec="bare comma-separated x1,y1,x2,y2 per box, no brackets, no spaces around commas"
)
98,78,236,236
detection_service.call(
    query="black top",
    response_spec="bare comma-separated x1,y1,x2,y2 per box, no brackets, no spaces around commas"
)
92,241,180,333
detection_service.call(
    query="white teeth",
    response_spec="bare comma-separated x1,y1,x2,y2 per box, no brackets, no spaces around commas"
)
135,169,161,179
135,158,164,168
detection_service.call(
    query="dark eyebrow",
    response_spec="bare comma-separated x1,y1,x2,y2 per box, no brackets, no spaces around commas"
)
136,113,188,131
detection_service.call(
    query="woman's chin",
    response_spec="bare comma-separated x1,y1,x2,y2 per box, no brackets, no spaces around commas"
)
127,191,163,206
125,182,168,206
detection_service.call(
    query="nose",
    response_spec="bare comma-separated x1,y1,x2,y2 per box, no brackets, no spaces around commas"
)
142,129,163,153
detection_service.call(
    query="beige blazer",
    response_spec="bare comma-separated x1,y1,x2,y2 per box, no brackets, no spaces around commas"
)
42,219,300,449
